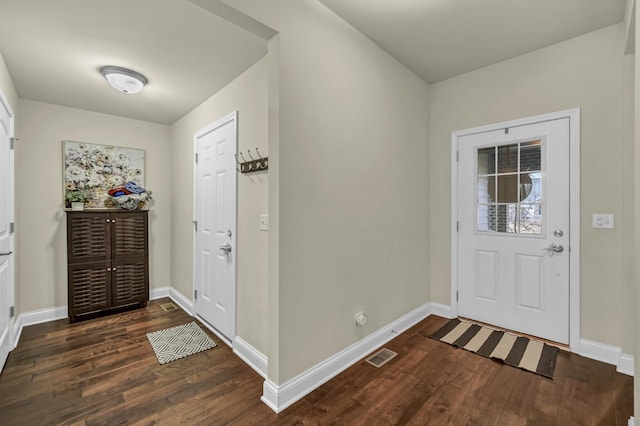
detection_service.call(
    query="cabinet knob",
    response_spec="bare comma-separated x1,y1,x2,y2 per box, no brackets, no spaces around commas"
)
107,267,111,271
106,219,110,223
112,219,116,223
113,267,117,271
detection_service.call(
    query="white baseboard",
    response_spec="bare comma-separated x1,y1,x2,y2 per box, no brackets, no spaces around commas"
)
617,353,634,377
166,288,231,349
169,288,194,315
21,305,67,327
578,338,622,366
578,338,634,377
261,302,431,413
149,286,170,300
196,315,233,348
261,380,280,413
12,305,67,350
429,302,455,319
629,416,635,426
10,287,191,352
432,304,635,376
12,315,23,350
234,336,268,379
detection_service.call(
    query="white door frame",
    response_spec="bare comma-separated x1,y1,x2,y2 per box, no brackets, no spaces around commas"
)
0,90,15,351
192,111,238,347
451,108,580,350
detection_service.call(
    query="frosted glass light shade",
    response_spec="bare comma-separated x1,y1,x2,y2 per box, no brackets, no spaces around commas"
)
100,66,148,94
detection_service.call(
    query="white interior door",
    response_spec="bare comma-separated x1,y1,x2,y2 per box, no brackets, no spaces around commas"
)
194,112,237,342
457,118,570,344
0,92,14,370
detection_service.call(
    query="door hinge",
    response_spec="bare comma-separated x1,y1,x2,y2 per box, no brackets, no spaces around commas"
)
505,128,509,134
194,290,198,300
10,306,14,318
456,291,459,302
9,222,14,234
193,220,198,232
10,137,16,150
456,221,459,232
195,153,198,164
456,150,459,162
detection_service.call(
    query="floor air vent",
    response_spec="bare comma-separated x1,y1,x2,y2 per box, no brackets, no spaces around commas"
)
160,302,178,312
365,348,398,368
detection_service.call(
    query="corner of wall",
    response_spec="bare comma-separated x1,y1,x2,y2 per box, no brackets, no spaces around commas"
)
0,51,18,110
261,302,432,413
625,0,636,54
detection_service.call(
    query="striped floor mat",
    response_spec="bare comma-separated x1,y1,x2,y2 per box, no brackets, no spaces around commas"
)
430,318,559,378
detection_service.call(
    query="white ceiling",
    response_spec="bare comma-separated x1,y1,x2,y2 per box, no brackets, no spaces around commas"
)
0,0,267,124
0,1,628,124
319,0,627,83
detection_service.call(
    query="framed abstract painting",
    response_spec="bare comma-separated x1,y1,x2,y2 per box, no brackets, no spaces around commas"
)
63,141,145,209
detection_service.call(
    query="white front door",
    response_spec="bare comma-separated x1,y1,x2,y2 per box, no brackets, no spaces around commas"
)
194,112,237,342
457,117,570,344
0,92,14,370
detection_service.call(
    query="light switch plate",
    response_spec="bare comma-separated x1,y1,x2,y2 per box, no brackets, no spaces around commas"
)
260,214,268,231
592,213,614,229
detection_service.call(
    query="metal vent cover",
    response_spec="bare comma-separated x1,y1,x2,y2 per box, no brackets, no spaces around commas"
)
160,302,178,312
365,348,398,368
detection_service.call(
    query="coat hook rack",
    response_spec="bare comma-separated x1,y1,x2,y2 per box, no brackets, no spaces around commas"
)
235,148,268,173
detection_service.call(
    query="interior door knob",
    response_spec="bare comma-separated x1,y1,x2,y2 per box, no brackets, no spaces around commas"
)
219,243,232,254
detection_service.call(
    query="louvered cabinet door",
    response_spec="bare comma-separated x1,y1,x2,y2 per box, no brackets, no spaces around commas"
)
111,211,148,307
112,257,148,307
67,213,111,263
111,211,147,258
66,210,149,321
68,261,111,320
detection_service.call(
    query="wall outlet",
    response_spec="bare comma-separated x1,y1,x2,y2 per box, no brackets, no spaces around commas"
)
592,214,614,229
259,214,268,231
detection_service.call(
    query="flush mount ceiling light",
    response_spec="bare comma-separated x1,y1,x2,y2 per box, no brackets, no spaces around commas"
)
100,66,148,94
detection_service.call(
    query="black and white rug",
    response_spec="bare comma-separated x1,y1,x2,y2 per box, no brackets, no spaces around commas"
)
430,318,559,378
147,322,217,365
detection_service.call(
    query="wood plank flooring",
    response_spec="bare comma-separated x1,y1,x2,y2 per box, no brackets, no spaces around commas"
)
0,299,633,425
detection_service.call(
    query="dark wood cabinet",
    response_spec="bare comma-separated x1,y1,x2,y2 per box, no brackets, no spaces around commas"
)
66,210,149,322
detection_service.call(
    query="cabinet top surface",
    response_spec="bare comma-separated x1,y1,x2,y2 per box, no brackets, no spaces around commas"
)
65,209,148,213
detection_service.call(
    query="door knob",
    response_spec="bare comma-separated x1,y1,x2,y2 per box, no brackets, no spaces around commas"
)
543,243,564,255
219,243,232,254
0,251,12,257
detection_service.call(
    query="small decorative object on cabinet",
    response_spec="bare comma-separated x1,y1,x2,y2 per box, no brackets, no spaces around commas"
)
66,210,149,322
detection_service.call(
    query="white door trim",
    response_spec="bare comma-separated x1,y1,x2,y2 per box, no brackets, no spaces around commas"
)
192,111,238,347
0,90,15,353
451,108,580,350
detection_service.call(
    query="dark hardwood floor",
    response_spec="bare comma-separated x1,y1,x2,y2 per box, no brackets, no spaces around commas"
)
0,299,633,425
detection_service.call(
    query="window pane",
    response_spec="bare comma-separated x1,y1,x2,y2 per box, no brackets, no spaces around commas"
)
494,204,517,233
497,144,518,173
474,141,543,236
496,175,518,203
519,204,542,234
521,172,541,203
477,204,493,231
477,176,492,204
520,173,542,203
477,147,495,174
520,141,541,171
